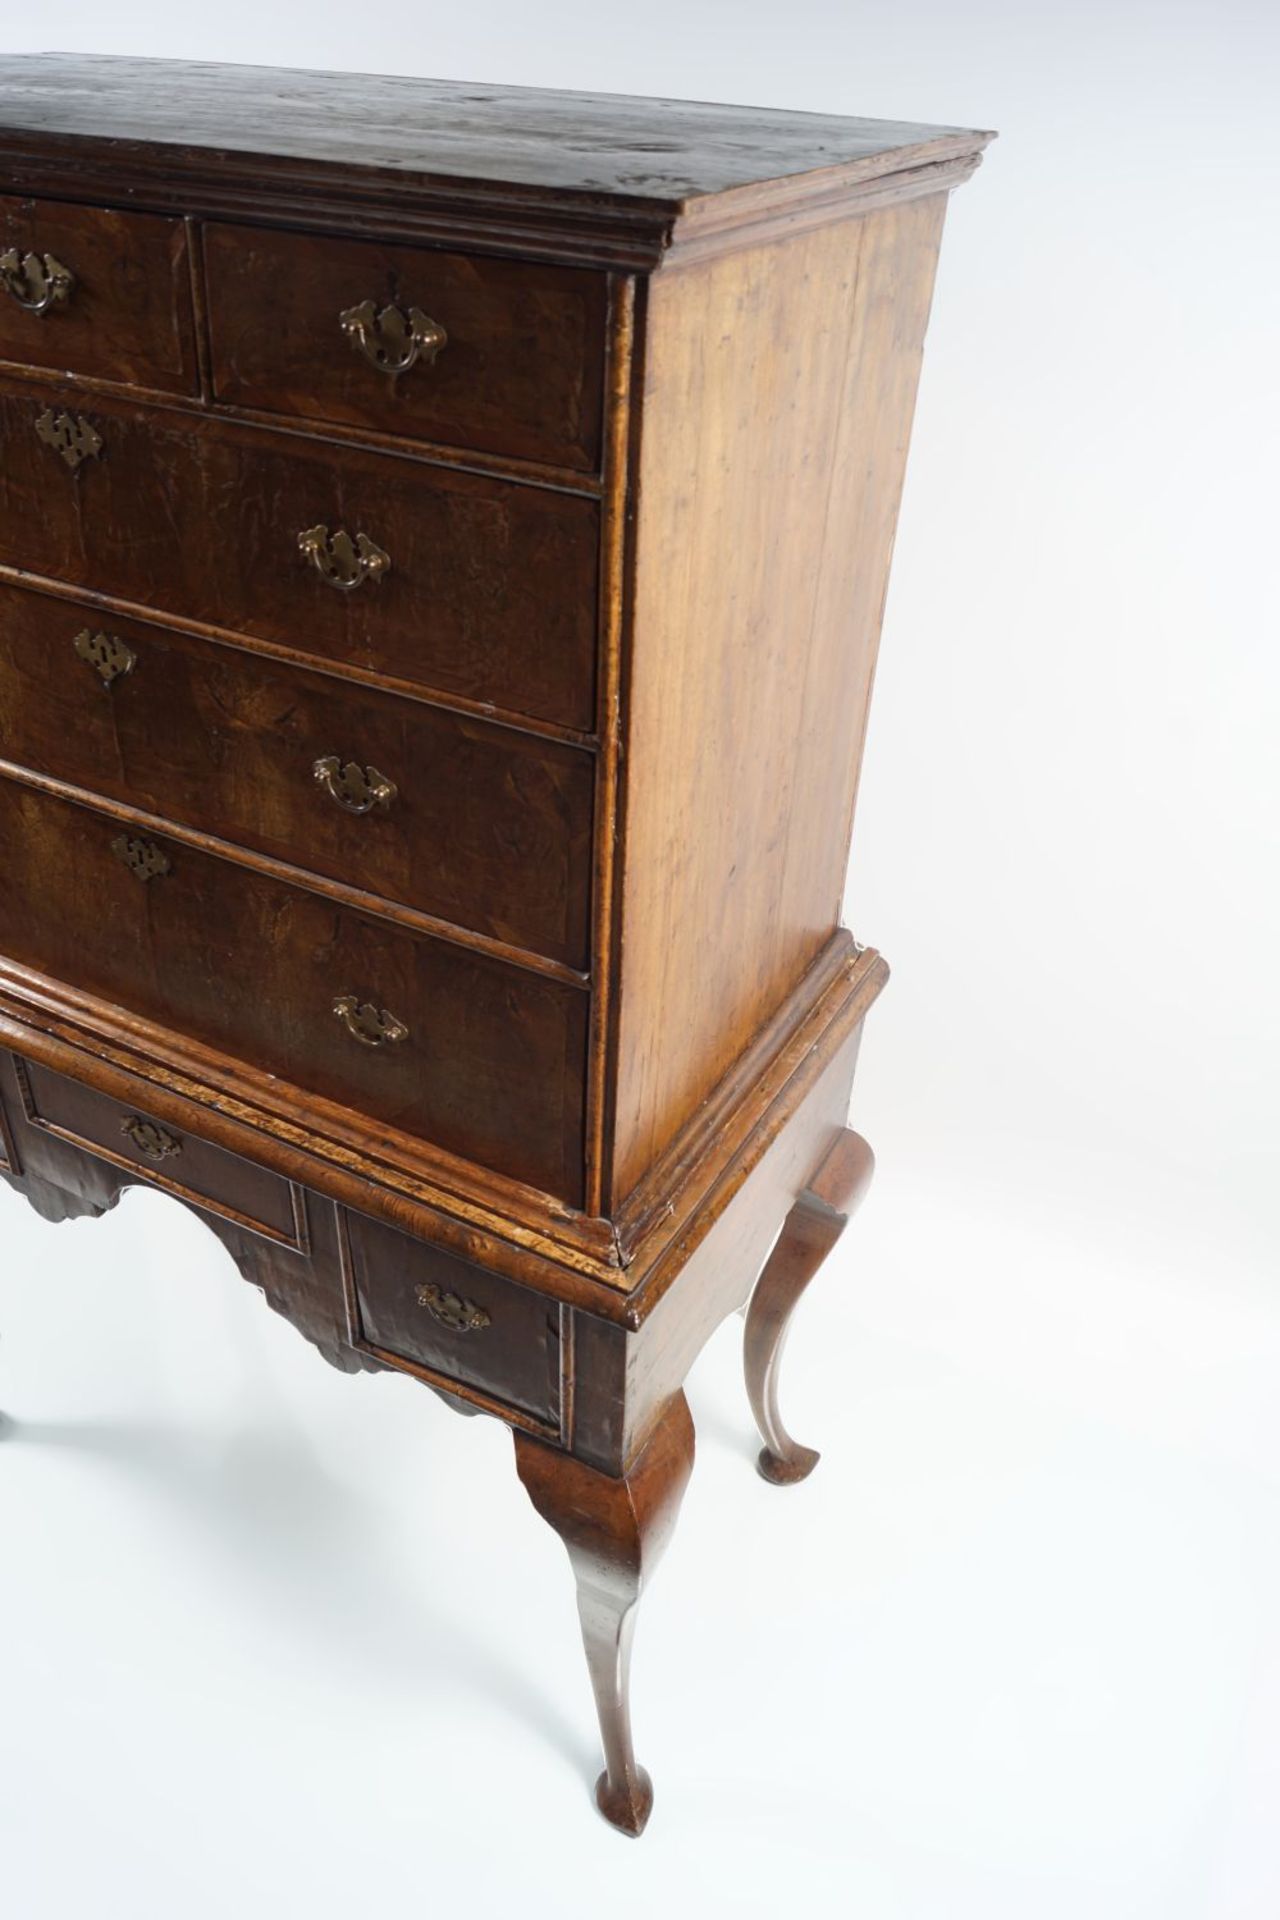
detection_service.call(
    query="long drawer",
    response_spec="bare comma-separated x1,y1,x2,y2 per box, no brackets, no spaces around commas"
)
0,379,599,730
0,194,198,394
0,776,589,1204
203,221,606,472
0,581,594,969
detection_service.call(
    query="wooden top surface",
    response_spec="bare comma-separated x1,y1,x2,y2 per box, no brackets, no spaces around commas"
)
0,56,992,267
0,55,988,200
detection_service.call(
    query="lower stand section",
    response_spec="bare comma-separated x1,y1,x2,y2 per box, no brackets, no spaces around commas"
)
514,1392,696,1836
743,1128,875,1484
1,1039,878,1834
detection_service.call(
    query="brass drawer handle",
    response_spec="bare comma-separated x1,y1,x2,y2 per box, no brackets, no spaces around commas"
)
298,524,391,592
339,298,447,377
74,626,137,688
415,1281,491,1334
313,756,397,815
111,833,171,883
35,406,103,471
120,1116,182,1163
332,995,409,1048
1,247,75,313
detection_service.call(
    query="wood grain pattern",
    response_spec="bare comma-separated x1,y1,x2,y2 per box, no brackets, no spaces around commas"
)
609,193,947,1202
0,191,198,393
0,56,991,212
0,376,600,730
203,221,606,472
0,579,595,970
0,62,990,273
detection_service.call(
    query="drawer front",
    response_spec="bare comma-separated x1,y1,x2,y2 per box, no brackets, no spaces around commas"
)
14,1055,304,1246
0,582,595,969
0,380,599,730
204,223,606,473
0,778,589,1203
345,1207,562,1430
0,196,198,394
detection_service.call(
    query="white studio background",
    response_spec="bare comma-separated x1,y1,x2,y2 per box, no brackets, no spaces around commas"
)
0,6,1277,1918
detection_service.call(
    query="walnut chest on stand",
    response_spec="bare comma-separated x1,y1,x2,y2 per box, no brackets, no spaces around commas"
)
0,55,990,1835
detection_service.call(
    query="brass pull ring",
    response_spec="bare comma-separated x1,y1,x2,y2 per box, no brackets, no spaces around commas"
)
333,995,409,1049
0,247,75,313
120,1116,182,1163
74,627,137,688
339,298,447,377
313,756,397,815
415,1282,491,1334
298,525,391,592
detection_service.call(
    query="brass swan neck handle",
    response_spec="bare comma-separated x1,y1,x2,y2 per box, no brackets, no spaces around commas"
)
1,247,75,313
332,996,409,1048
298,525,391,591
339,298,447,377
313,757,397,815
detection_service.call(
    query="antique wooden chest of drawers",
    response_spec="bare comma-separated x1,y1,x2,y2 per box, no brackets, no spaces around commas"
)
0,55,990,1835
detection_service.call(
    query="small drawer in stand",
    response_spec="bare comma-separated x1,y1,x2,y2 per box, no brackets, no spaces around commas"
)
14,1057,306,1249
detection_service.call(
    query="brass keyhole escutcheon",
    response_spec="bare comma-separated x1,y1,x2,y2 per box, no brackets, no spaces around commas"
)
111,834,171,883
74,627,137,687
35,406,103,471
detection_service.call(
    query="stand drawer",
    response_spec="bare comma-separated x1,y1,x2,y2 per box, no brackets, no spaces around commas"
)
13,1056,305,1247
344,1207,564,1433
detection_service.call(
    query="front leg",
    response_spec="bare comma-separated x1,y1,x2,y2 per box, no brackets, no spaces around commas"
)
514,1392,695,1837
743,1127,874,1484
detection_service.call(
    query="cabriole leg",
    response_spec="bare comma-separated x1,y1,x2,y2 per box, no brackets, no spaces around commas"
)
514,1391,695,1837
743,1126,874,1484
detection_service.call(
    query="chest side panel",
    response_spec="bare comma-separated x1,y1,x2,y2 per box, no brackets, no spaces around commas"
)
610,192,948,1203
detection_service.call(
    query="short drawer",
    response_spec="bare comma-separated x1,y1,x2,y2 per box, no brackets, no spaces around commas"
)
0,378,599,731
204,222,606,473
0,581,595,969
0,776,589,1204
14,1056,305,1247
345,1208,564,1432
0,195,198,394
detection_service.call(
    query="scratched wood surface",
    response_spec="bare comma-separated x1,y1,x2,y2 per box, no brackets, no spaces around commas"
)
0,55,985,201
